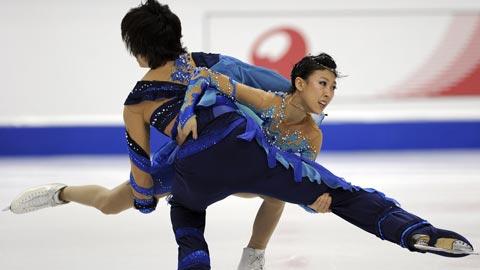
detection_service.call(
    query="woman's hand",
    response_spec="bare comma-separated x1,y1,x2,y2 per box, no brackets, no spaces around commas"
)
176,116,198,145
308,193,332,213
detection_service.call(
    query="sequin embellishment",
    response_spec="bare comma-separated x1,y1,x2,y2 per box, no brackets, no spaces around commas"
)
259,92,315,158
171,53,194,84
150,97,183,133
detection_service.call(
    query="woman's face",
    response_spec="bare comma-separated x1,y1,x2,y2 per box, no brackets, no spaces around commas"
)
136,55,149,68
295,69,336,114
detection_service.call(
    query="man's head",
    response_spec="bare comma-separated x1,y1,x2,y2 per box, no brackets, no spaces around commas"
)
121,0,186,69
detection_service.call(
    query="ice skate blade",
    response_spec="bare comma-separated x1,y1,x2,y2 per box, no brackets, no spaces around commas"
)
414,244,478,255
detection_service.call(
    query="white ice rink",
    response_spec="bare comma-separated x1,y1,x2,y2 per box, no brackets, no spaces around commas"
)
1,151,479,270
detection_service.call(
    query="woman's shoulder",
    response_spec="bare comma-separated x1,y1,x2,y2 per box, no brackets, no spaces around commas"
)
263,90,284,105
304,115,322,137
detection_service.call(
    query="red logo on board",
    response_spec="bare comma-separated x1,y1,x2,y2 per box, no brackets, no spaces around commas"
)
250,27,308,79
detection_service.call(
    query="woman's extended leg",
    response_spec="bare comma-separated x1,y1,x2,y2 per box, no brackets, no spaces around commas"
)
60,181,134,214
6,181,135,215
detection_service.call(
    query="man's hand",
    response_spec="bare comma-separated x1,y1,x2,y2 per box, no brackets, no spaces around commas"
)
308,193,332,213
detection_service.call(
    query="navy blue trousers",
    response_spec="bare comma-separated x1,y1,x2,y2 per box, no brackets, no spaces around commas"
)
170,114,466,269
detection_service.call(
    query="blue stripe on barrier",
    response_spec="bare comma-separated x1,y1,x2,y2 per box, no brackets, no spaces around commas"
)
322,121,480,151
0,126,126,156
0,121,479,156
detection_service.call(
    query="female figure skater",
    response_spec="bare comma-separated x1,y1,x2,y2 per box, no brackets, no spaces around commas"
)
4,1,332,269
141,53,475,269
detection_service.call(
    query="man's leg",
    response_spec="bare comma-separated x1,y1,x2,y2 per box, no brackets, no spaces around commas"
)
170,199,210,270
173,124,474,258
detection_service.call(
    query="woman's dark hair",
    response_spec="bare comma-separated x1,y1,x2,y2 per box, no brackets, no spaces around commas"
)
121,0,187,68
290,53,338,91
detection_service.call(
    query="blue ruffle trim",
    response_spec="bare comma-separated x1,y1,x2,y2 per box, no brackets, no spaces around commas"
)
230,100,400,206
234,107,354,190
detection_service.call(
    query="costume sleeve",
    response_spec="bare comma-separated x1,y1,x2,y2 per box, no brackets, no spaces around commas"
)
211,55,291,92
179,68,277,127
123,106,157,213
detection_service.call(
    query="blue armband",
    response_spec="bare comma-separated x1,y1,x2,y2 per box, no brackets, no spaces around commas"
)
133,197,158,214
129,173,154,196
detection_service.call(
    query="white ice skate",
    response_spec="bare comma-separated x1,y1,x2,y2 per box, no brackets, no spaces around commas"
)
237,247,265,270
412,234,478,256
3,183,68,214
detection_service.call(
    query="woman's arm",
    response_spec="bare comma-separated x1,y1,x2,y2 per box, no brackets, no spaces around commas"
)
178,68,277,128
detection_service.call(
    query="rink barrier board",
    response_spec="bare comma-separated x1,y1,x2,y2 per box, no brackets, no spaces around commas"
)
0,121,479,156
